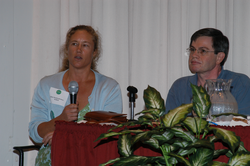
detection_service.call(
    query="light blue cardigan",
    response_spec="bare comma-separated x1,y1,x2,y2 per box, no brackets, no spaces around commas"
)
29,70,123,143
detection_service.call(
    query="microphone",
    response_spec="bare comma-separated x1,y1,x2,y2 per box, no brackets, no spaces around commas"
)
127,86,138,120
68,81,79,104
127,86,138,102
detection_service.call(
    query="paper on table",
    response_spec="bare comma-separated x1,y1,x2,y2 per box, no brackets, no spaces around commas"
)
229,116,250,127
77,120,117,126
207,116,250,127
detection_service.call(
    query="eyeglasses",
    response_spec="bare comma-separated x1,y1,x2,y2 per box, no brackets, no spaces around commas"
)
186,47,215,56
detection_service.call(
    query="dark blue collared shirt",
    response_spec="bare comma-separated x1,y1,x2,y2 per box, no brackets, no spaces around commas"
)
166,69,250,115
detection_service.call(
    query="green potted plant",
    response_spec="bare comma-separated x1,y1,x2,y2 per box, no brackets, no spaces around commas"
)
96,84,250,166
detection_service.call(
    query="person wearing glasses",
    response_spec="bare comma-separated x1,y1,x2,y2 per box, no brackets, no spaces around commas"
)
165,28,250,115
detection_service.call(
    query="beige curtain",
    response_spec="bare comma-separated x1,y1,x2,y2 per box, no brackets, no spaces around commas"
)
28,0,250,164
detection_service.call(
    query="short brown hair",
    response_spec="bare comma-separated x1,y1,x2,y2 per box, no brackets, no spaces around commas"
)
190,28,229,66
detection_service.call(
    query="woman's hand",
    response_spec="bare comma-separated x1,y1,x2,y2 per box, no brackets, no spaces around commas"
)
37,102,79,140
59,102,79,122
42,131,54,146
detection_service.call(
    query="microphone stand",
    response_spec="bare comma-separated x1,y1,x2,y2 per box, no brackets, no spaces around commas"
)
127,86,138,121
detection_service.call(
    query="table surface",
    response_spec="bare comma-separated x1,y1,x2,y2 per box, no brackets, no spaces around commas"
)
51,121,250,165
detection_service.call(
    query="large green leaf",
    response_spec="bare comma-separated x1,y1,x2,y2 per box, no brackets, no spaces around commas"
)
118,134,134,157
133,129,162,144
95,129,143,141
143,85,165,111
112,155,166,166
171,127,197,143
107,120,153,132
225,142,248,158
177,147,196,157
185,139,214,150
189,148,214,166
162,139,189,154
206,135,218,143
138,113,157,121
182,116,208,134
172,139,189,147
167,157,179,165
143,137,160,149
99,157,121,166
209,127,240,153
228,151,250,166
236,141,248,153
145,132,178,153
207,161,229,166
170,139,196,156
136,108,162,119
213,149,229,159
168,152,192,166
151,130,175,145
161,103,193,127
191,83,211,118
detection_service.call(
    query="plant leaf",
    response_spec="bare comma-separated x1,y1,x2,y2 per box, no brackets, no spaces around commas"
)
118,134,134,157
209,127,240,153
213,149,229,159
133,129,162,144
112,155,166,166
107,120,151,132
189,148,214,166
95,129,143,142
143,137,160,149
237,141,248,153
186,139,214,150
168,152,192,166
161,103,193,127
169,139,196,156
206,135,218,143
207,161,229,166
171,127,197,143
151,130,175,145
138,113,157,121
228,151,250,166
226,141,248,158
143,85,165,111
171,139,190,149
136,108,162,119
177,148,196,157
99,157,121,166
161,139,186,154
182,116,208,134
191,83,211,118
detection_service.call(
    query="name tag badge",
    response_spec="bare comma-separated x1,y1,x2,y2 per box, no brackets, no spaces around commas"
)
49,87,69,106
